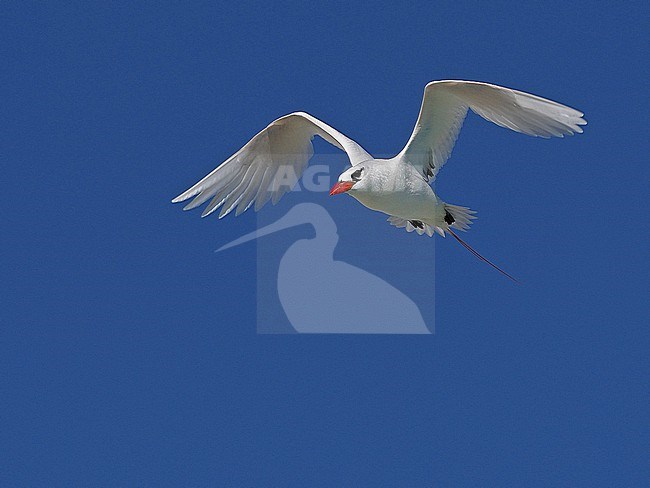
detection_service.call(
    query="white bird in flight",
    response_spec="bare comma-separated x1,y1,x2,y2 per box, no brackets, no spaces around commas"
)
173,80,586,281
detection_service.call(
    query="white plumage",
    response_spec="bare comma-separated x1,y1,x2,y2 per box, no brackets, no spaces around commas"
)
173,80,586,280
172,112,371,218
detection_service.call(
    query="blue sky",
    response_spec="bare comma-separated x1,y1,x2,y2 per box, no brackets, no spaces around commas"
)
2,1,648,486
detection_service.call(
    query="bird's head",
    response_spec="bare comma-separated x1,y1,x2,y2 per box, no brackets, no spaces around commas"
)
329,165,366,196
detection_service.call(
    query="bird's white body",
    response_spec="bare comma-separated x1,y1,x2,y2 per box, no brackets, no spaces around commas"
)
173,80,586,276
345,159,446,225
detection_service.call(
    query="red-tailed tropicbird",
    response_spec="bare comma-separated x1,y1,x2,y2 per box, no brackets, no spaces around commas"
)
173,80,586,281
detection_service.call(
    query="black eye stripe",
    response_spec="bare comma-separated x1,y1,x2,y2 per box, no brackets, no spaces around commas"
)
351,168,363,181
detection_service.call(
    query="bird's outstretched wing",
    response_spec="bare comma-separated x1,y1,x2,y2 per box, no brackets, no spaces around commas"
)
396,80,586,182
172,112,371,218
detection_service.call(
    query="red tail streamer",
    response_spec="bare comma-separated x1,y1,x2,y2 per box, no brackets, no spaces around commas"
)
447,229,520,284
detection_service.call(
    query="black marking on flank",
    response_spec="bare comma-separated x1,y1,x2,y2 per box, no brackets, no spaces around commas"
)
425,166,434,179
409,220,424,229
444,210,455,225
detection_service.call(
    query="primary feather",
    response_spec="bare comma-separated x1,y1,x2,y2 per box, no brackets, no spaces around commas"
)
396,80,586,181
